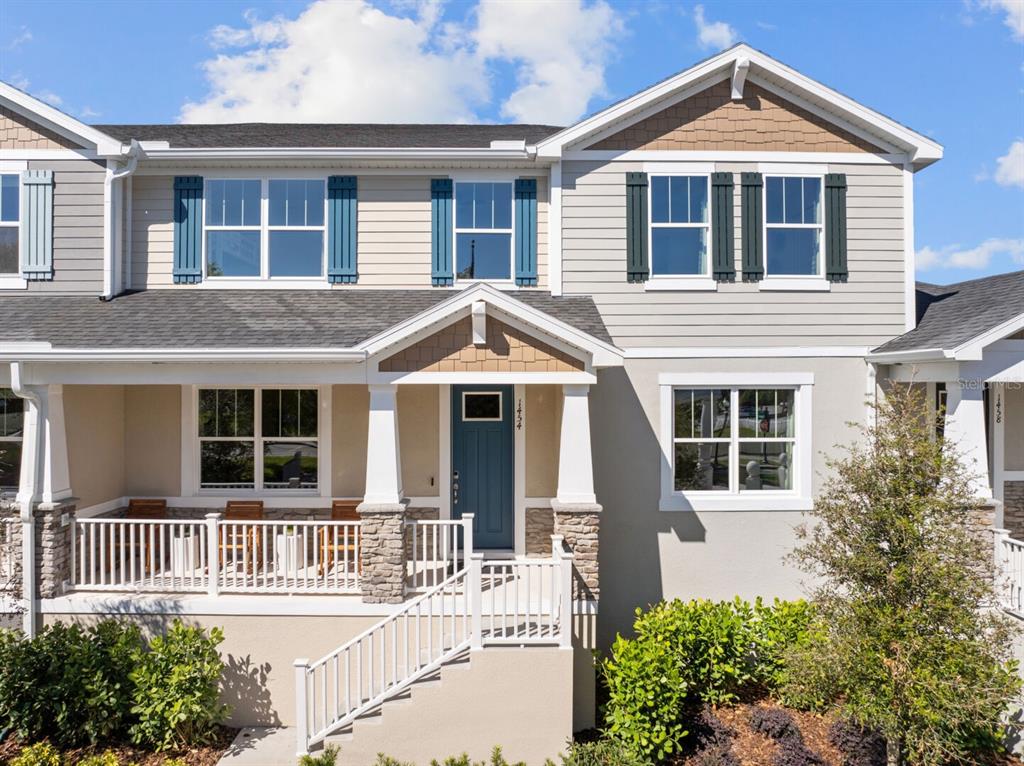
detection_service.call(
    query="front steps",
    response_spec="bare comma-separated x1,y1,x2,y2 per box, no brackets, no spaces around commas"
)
323,646,574,766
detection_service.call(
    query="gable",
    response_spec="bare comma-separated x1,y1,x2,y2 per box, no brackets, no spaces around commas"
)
585,79,885,154
378,317,585,373
0,105,84,150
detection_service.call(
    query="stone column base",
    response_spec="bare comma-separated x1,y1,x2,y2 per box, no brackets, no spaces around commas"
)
357,502,407,604
35,500,76,599
551,500,601,601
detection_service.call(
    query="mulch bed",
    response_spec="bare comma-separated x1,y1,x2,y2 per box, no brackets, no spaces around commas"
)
0,727,236,766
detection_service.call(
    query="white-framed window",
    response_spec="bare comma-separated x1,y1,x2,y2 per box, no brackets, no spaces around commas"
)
649,174,710,277
659,373,813,511
0,174,20,276
462,391,503,421
203,178,327,280
454,181,514,282
764,176,823,278
196,387,320,492
0,388,23,493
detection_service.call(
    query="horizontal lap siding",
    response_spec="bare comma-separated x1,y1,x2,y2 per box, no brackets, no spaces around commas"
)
561,159,905,348
17,159,105,294
131,175,548,289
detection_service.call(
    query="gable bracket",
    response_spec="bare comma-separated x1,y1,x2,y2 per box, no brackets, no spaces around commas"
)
731,57,750,101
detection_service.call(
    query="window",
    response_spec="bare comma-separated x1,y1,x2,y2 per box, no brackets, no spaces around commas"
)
455,182,513,281
650,175,709,276
198,388,319,491
659,374,812,511
764,176,822,277
462,392,502,421
0,388,23,492
204,178,326,280
0,175,19,275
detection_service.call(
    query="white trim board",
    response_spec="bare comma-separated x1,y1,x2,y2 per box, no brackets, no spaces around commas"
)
563,150,907,165
0,81,123,156
625,347,869,359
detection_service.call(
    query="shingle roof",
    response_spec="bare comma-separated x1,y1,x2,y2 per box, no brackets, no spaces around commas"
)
0,290,612,349
872,270,1024,354
92,123,563,149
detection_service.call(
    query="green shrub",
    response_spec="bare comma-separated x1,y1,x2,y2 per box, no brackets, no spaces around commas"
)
10,742,62,766
129,620,229,751
600,597,812,762
299,745,339,766
555,739,646,766
74,752,123,766
0,621,145,747
372,748,528,766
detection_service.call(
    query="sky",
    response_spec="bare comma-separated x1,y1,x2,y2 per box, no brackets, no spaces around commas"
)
0,0,1021,285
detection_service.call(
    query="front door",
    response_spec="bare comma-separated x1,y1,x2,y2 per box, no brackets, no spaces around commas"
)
451,385,514,549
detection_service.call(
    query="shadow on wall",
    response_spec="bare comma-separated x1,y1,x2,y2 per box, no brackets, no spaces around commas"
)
591,367,706,648
223,653,280,727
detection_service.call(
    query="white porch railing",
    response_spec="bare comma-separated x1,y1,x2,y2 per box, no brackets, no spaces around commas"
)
998,531,1024,615
295,523,575,755
405,516,471,592
71,515,361,595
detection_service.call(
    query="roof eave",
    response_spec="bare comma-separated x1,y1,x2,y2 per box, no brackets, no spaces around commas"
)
0,345,368,363
0,81,124,157
138,146,545,162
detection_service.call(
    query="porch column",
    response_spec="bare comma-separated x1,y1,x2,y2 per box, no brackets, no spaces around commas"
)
944,379,992,501
553,384,601,600
358,384,407,604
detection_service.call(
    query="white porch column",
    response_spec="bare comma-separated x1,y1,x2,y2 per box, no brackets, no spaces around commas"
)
944,379,992,501
363,384,403,505
39,384,72,505
556,384,596,505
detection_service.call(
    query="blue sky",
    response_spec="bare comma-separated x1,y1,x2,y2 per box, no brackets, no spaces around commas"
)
1,0,1022,284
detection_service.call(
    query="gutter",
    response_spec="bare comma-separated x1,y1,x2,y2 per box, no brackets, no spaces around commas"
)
0,346,368,363
101,141,143,301
865,348,951,364
136,146,540,162
9,362,39,637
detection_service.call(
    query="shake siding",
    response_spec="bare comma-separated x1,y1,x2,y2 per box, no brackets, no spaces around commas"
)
131,175,548,290
561,159,905,348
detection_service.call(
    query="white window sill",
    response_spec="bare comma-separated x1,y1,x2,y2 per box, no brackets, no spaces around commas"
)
644,277,717,292
659,493,813,512
758,278,830,292
0,276,27,291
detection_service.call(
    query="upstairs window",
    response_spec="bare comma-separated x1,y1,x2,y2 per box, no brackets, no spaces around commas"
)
765,176,822,277
0,388,23,492
455,181,513,281
650,175,709,276
205,180,261,277
0,175,19,276
269,180,325,277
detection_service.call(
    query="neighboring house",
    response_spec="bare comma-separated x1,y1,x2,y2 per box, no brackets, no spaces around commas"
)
1,43,1016,762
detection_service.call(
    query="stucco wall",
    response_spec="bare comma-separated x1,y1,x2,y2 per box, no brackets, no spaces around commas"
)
65,385,125,509
526,384,560,498
333,385,369,498
124,385,181,497
398,385,439,497
591,356,867,645
1005,384,1024,471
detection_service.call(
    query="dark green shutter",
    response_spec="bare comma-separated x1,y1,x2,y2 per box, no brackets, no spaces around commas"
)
741,172,763,282
173,176,203,284
514,178,538,286
711,172,735,282
327,176,357,284
431,178,453,286
825,173,848,282
626,172,649,283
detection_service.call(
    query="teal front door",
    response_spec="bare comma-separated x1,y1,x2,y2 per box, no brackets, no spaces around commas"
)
452,385,514,550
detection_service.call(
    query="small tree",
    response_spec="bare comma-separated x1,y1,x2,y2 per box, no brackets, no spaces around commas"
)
783,384,1021,766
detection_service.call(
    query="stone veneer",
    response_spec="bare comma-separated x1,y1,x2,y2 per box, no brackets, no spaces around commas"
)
35,501,76,599
551,501,601,601
525,508,554,557
357,503,407,604
1004,481,1024,541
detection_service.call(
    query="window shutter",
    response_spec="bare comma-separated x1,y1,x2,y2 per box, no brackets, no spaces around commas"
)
711,172,735,282
741,172,763,282
431,178,454,286
514,178,538,286
825,173,848,282
20,170,53,281
173,176,203,284
626,172,649,283
327,175,357,284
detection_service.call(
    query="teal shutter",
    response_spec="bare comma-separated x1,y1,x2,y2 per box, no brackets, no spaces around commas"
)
626,172,649,283
327,176,357,284
710,172,735,282
825,173,848,282
20,170,53,281
741,172,763,282
431,178,454,286
173,176,203,284
514,178,538,286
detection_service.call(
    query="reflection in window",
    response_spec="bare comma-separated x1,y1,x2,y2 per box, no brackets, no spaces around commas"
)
765,176,822,276
205,180,261,277
650,176,709,276
0,388,23,491
268,180,325,278
455,182,513,280
0,175,19,275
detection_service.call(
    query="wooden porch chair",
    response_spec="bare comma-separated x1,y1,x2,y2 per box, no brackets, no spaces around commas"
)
107,499,169,576
221,500,264,572
318,501,361,576
127,498,167,519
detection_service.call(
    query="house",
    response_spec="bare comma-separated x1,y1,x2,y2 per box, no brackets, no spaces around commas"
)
0,43,1017,762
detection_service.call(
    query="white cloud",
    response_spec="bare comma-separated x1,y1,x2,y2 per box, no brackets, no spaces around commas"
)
693,4,738,50
6,26,32,51
474,0,621,123
35,90,62,107
79,106,101,120
181,0,622,125
979,0,1024,40
994,139,1024,187
917,237,1024,271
